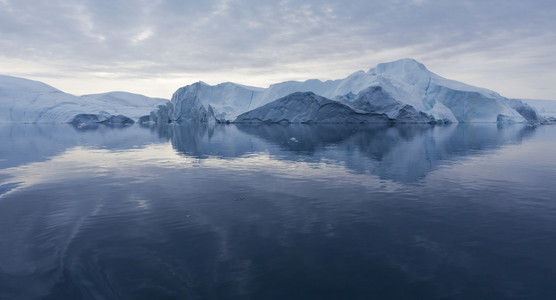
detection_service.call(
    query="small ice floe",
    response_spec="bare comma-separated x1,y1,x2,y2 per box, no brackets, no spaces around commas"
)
290,137,298,143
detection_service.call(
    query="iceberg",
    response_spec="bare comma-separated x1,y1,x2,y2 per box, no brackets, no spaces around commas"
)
1,59,542,125
155,81,264,123
80,91,168,121
156,58,539,124
0,75,168,124
519,99,556,122
99,114,135,124
234,92,391,124
70,114,102,124
337,85,436,123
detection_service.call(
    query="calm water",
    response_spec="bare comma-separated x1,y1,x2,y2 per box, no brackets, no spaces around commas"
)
0,123,555,299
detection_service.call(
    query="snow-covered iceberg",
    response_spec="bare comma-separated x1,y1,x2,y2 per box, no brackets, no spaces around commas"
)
0,75,168,124
342,59,538,123
235,92,391,124
156,58,539,124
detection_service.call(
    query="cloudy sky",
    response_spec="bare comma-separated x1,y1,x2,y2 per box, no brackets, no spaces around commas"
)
1,0,555,99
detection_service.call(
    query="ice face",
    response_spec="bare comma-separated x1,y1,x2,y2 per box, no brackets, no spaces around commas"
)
234,92,391,124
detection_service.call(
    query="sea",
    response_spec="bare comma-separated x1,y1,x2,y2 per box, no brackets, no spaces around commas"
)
0,123,555,299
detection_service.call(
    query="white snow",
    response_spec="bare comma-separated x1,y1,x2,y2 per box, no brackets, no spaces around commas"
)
0,75,168,123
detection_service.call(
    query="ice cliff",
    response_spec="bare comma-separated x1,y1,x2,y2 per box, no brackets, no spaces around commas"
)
155,58,539,124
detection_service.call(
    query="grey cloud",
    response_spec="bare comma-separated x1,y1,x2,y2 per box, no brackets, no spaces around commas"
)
1,0,555,98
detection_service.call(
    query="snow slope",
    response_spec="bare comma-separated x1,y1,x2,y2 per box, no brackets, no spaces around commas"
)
0,75,168,123
160,58,538,124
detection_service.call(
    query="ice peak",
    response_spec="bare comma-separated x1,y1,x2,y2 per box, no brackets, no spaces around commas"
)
365,58,437,90
368,58,431,76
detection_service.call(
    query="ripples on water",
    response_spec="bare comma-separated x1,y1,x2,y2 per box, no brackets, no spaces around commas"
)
0,123,555,299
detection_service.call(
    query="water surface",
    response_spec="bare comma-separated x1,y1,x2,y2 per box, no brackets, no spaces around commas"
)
0,123,555,299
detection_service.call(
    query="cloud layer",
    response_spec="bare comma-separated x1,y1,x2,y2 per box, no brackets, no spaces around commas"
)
1,0,555,99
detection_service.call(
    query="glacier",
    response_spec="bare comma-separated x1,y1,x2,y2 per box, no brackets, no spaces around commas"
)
154,58,540,124
0,75,168,124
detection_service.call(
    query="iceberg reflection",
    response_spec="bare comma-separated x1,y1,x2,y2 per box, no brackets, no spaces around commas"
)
165,123,535,183
0,123,536,184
